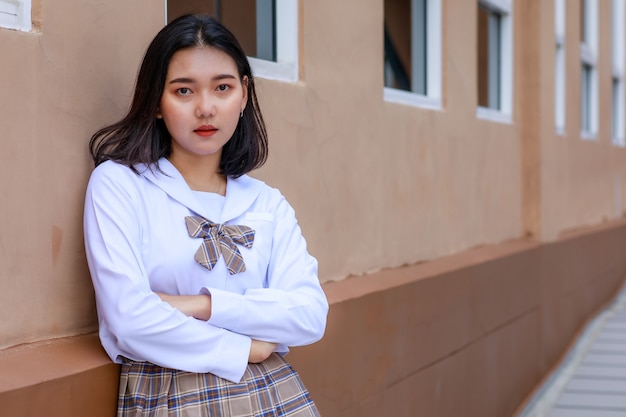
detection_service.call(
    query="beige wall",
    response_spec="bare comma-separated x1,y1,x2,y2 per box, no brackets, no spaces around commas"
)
534,0,626,240
259,0,523,283
0,1,164,348
0,0,624,354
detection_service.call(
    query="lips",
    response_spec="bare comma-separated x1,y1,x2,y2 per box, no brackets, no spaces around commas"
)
194,125,218,137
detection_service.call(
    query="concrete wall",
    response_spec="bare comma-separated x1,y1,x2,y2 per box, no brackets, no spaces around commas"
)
1,0,626,416
0,0,163,349
2,221,625,417
293,222,626,416
530,0,626,240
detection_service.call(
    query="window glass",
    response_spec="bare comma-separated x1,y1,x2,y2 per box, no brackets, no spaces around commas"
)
579,0,597,137
383,0,442,108
384,0,426,93
611,0,625,145
167,0,276,61
477,4,502,110
580,63,592,132
476,0,512,122
612,78,621,139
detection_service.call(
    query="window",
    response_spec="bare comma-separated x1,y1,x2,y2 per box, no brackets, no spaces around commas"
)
476,0,513,123
166,0,298,82
579,0,598,138
611,0,625,146
383,0,442,109
554,0,566,134
0,0,31,31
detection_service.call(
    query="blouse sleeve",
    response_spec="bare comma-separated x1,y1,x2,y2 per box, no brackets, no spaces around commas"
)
84,163,251,383
206,193,329,347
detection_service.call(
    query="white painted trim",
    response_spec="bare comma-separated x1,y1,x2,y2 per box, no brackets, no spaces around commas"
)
555,46,566,132
499,1,513,115
479,0,511,14
579,43,596,66
0,0,31,31
580,130,597,141
612,0,626,146
555,0,566,132
613,0,626,73
426,0,442,101
581,0,598,52
249,56,297,82
384,87,442,110
476,106,512,124
554,33,565,46
555,0,565,37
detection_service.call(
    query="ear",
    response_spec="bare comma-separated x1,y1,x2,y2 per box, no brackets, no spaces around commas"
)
240,76,249,113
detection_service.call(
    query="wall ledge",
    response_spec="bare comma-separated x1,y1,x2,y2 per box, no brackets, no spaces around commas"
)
324,237,539,304
325,218,626,305
0,333,114,393
3,218,626,416
0,333,119,417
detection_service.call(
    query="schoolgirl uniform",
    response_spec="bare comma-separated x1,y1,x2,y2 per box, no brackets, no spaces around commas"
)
83,158,328,416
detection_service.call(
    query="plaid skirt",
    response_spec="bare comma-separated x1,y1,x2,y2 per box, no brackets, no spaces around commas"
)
117,353,320,417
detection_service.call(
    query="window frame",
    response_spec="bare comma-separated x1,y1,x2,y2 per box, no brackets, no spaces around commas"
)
383,0,443,110
579,0,598,139
476,0,513,124
248,0,298,83
0,0,31,31
554,0,566,135
611,0,625,146
163,0,298,83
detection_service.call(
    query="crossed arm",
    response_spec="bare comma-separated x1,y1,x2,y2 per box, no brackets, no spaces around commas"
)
155,292,277,363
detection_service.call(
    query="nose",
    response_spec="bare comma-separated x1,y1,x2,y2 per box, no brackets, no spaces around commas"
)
195,92,215,119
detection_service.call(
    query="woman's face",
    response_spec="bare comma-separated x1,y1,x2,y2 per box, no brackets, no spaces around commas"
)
157,46,248,163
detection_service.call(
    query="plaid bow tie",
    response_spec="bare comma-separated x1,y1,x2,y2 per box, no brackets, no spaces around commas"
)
185,216,255,275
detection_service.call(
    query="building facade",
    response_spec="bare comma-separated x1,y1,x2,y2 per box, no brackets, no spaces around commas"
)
1,0,626,416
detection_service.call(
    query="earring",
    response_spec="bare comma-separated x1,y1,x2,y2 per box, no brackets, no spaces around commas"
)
240,110,244,118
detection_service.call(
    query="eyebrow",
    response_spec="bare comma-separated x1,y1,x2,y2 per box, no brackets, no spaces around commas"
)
168,74,238,84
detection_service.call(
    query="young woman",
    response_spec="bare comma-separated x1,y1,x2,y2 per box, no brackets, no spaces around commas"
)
84,14,328,417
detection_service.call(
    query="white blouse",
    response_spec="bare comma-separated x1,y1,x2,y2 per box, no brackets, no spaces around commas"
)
83,158,328,383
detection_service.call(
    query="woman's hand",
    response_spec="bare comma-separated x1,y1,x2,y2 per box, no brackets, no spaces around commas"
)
156,292,212,321
248,340,278,363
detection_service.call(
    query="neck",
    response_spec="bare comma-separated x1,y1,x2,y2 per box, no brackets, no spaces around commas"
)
168,152,226,195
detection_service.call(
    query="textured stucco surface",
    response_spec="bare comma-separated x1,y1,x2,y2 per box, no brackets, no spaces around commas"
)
1,0,625,353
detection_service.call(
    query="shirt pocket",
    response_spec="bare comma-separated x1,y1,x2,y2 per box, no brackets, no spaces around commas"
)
244,212,275,222
240,212,276,285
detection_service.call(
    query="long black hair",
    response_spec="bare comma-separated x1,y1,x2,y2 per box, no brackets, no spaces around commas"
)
89,14,268,178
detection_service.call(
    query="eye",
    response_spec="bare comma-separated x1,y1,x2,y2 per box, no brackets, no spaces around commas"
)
216,84,230,92
177,87,192,96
